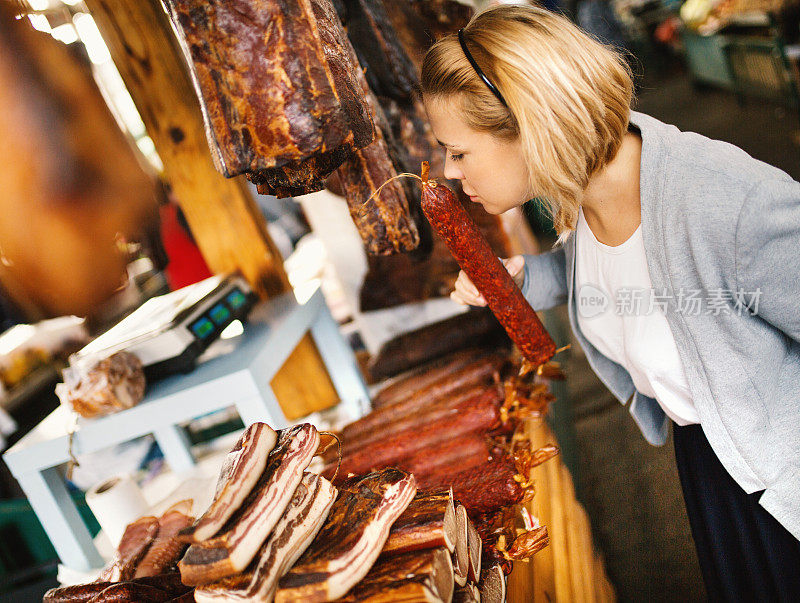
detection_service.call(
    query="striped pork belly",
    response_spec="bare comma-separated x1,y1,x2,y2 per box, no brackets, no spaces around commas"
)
179,423,319,585
275,468,417,602
180,422,277,543
194,472,337,602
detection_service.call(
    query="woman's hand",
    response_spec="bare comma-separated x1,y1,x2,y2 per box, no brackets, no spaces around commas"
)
450,255,526,306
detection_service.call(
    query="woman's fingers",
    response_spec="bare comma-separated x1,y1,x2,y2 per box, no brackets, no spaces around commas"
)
501,255,526,288
451,257,524,306
453,271,486,306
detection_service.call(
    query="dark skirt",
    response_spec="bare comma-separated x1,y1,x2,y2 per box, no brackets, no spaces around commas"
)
673,423,800,602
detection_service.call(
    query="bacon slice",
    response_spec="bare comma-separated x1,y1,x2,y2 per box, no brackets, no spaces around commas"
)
134,500,194,578
179,424,319,585
180,422,277,543
276,468,417,602
194,473,337,602
98,516,159,582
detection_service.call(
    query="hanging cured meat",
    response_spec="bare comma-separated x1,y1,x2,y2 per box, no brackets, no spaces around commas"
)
164,0,422,255
163,0,374,195
322,0,421,255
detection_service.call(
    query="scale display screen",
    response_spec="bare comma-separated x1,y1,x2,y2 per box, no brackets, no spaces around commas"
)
227,288,247,310
210,303,231,325
191,317,215,339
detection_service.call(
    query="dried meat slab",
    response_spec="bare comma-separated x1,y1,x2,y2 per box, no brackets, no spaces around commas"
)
179,423,319,585
194,472,337,602
98,515,160,582
134,500,194,578
180,422,277,543
317,0,420,255
275,468,417,602
339,547,454,603
163,0,373,193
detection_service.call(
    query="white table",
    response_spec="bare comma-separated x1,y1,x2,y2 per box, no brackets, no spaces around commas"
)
3,288,370,571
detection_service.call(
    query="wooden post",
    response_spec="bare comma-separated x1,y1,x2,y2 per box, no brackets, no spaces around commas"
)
84,0,338,419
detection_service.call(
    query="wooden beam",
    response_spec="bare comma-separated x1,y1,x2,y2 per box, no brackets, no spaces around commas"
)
84,0,338,418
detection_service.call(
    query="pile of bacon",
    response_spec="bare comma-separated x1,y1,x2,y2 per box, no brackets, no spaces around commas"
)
322,347,563,577
44,350,559,602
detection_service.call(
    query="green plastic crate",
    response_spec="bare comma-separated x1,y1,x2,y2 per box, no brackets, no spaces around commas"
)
0,495,100,591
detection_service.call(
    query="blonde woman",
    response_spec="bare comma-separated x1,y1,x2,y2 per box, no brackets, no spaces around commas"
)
421,4,800,600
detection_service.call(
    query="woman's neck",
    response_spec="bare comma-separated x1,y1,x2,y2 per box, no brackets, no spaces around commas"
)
580,131,643,246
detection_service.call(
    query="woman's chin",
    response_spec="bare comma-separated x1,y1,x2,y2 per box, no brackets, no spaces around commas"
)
476,200,510,215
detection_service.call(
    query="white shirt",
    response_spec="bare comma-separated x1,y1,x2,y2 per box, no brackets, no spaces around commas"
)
575,208,700,426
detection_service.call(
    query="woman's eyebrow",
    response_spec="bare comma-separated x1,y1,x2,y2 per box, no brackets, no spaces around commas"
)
436,140,463,151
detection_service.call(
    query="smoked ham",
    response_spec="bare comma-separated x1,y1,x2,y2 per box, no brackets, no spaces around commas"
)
98,516,159,582
134,500,193,578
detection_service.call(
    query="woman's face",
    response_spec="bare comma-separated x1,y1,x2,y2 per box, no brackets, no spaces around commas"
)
424,95,531,215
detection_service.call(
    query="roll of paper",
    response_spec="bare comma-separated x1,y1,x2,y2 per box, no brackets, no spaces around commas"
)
85,474,150,548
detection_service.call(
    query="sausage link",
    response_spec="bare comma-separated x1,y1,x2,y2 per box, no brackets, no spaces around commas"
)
420,163,555,366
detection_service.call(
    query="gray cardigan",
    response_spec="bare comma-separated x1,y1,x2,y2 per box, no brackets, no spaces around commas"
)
520,111,800,539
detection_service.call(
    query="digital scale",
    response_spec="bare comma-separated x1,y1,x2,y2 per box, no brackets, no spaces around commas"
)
72,274,257,380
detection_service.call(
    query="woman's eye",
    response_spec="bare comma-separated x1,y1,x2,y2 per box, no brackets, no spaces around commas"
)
449,152,464,162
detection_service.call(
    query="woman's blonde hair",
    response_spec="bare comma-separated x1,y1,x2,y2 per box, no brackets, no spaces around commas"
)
421,4,633,242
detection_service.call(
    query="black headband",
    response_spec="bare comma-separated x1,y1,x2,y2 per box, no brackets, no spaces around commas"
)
458,28,508,108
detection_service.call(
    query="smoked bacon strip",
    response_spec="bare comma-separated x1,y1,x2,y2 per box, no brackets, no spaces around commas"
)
194,472,337,603
180,422,277,543
276,468,417,602
179,424,319,585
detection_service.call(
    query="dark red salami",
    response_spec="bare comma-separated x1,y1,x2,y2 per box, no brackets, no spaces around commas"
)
419,161,556,366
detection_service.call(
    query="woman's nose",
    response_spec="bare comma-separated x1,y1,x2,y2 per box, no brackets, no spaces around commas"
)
443,154,464,181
